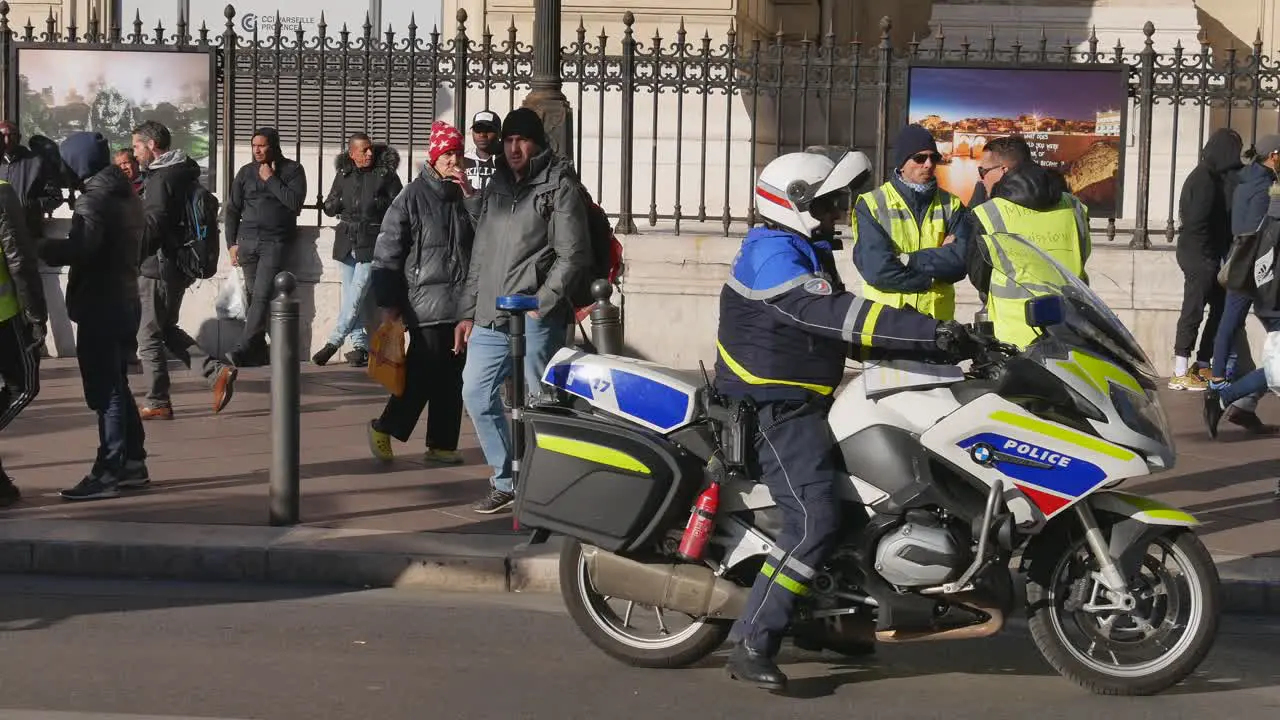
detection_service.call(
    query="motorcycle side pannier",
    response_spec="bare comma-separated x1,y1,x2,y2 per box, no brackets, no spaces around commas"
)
514,407,705,553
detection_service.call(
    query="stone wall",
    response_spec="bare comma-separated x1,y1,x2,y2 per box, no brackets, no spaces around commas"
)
34,219,1259,378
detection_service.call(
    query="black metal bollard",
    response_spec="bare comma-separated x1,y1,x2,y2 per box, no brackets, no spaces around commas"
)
589,279,623,355
497,294,540,492
269,271,301,526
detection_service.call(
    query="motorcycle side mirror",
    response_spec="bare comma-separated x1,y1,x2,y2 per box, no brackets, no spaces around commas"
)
1025,295,1065,328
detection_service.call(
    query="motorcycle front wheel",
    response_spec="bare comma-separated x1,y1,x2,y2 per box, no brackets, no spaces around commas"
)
559,538,732,668
1026,528,1221,696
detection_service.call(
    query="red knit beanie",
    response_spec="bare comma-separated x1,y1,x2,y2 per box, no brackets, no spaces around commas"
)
428,120,464,167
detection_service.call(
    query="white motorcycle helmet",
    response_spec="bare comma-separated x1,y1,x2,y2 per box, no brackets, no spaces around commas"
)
754,150,872,238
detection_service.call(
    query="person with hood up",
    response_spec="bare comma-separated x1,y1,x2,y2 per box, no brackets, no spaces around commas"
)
314,132,404,368
850,124,972,321
131,120,238,420
1204,136,1280,435
1171,128,1243,391
38,132,150,501
366,120,474,465
0,121,63,238
224,127,307,368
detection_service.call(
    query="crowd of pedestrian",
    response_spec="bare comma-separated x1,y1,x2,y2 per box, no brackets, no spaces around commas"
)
0,106,596,514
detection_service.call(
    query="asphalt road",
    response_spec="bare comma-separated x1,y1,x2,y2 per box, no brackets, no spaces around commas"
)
0,577,1276,720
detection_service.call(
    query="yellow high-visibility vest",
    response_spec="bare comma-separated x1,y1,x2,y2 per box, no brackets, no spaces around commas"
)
852,181,960,320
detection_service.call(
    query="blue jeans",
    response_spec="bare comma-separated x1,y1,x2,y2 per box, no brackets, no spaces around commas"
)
76,304,147,475
328,254,372,350
1218,317,1280,406
1212,291,1254,378
462,310,569,493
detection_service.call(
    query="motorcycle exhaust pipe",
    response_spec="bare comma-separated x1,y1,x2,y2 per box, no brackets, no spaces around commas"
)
582,545,748,620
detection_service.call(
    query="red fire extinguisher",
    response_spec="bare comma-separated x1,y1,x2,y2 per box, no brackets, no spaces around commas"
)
676,481,720,562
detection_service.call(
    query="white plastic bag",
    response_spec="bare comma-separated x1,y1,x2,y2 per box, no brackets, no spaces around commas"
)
215,268,248,322
1263,330,1280,392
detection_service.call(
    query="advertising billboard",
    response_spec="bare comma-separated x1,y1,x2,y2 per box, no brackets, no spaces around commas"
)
15,46,215,185
905,65,1130,218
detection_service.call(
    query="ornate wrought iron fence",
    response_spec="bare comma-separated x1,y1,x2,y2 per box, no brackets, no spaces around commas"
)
0,2,1274,246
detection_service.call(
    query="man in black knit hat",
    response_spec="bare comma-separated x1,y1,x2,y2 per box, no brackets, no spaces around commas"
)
455,107,592,514
224,127,307,367
850,123,972,321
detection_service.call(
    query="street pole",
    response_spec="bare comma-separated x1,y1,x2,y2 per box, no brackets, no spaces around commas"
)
524,0,573,161
269,271,301,526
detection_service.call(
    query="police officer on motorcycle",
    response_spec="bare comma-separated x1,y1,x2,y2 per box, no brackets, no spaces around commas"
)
716,150,978,691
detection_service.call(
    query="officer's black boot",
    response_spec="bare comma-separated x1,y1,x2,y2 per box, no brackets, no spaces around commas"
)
725,642,787,691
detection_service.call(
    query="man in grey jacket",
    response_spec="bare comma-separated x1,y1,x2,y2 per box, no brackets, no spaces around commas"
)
455,108,592,514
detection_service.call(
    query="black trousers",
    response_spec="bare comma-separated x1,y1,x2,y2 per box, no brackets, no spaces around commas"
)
1175,254,1225,362
235,238,288,355
729,398,840,657
0,315,40,476
374,323,465,450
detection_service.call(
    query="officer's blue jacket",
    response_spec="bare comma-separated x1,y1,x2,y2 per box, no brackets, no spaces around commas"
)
714,226,943,403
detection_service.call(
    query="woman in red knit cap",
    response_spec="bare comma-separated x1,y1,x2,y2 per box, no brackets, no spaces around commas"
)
365,120,478,464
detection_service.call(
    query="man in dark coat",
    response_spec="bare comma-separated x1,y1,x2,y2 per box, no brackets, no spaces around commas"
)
39,132,150,501
1171,128,1243,391
0,122,63,239
367,120,474,465
315,133,403,368
224,127,307,367
131,120,238,419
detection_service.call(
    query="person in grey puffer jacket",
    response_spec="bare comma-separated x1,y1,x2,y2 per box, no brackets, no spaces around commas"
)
366,120,475,465
454,107,592,515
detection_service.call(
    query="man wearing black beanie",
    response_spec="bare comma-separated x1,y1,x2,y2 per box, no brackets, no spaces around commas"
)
850,123,972,321
455,106,592,514
39,131,151,501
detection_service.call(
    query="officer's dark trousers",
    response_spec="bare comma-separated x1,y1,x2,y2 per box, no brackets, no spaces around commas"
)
730,398,841,657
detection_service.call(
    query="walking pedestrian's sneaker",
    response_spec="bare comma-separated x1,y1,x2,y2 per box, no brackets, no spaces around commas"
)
346,348,369,368
423,448,464,465
368,420,394,462
312,343,340,366
140,405,174,420
117,460,151,490
0,474,21,508
60,473,122,501
1169,367,1209,391
213,366,238,414
1224,406,1280,435
470,489,514,514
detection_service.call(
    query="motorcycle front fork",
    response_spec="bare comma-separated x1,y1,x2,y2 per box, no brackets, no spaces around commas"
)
1074,503,1138,613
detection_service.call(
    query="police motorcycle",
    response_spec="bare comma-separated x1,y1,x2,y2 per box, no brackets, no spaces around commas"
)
501,231,1219,697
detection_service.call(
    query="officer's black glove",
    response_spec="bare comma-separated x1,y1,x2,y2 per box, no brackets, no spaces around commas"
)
934,320,980,362
25,318,46,353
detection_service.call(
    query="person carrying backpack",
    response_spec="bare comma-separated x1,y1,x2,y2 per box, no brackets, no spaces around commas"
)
131,120,237,419
455,108,593,514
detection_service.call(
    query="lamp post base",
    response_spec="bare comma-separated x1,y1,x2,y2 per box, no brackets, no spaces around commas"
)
523,88,574,162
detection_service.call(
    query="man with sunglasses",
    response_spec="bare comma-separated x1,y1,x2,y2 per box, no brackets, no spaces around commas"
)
851,124,970,321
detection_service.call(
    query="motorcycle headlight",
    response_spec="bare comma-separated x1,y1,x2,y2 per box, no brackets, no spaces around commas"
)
1109,383,1172,446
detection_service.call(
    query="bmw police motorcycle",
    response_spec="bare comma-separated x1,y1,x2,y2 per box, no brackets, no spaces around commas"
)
502,173,1219,697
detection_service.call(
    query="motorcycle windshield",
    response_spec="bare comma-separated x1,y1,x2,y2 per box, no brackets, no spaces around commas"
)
981,231,1158,385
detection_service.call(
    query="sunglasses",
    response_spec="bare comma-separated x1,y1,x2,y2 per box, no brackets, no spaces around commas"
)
976,164,1004,179
910,152,942,165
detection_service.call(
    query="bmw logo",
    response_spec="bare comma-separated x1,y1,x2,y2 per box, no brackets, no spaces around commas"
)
970,442,995,466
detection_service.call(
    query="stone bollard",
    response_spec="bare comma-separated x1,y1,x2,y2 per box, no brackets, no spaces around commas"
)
588,279,623,355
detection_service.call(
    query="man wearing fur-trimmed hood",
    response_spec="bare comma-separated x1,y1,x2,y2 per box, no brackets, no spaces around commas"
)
315,133,404,367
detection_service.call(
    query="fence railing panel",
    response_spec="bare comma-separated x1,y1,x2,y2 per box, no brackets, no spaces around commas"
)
2,3,1279,243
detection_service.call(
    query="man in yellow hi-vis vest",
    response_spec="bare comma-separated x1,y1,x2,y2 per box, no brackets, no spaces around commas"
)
0,178,48,507
969,158,1090,348
850,124,971,321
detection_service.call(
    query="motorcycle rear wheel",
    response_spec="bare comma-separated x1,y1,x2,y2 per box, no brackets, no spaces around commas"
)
559,538,732,668
1026,528,1220,696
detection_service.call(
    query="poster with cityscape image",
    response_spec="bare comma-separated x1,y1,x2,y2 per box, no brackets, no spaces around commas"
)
14,46,214,186
906,64,1128,217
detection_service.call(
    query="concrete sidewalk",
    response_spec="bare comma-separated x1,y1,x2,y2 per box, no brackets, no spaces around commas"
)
0,360,1277,613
